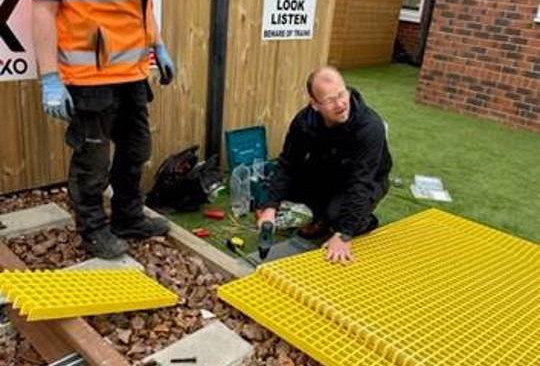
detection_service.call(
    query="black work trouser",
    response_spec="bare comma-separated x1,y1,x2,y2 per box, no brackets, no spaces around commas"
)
288,175,389,236
66,80,153,235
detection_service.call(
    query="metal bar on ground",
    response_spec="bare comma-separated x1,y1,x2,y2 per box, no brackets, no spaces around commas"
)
48,353,85,366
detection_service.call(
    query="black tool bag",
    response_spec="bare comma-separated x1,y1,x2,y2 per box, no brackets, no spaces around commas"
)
146,145,222,212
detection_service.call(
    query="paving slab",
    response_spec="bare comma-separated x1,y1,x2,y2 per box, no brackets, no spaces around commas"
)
143,321,253,366
0,203,72,238
248,237,319,263
67,254,144,271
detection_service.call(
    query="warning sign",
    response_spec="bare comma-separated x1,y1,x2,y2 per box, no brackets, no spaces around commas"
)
0,0,37,81
262,0,317,41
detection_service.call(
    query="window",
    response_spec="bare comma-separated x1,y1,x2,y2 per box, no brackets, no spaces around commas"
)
402,0,421,11
400,0,424,23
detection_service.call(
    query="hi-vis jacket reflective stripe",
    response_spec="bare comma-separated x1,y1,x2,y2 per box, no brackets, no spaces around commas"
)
57,0,157,86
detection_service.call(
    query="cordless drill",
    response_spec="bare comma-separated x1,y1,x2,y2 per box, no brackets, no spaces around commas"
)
258,221,275,260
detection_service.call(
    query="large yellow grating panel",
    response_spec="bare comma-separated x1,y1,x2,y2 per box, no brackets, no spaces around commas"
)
223,275,394,366
219,209,540,366
0,269,178,321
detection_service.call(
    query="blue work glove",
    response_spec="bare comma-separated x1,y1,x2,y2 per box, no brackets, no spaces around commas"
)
154,43,175,85
41,72,74,122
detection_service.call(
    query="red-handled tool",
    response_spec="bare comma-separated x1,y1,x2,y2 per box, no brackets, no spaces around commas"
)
192,228,211,238
204,209,226,220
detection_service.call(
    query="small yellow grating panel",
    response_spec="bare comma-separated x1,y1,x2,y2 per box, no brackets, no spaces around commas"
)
0,269,178,321
219,209,540,366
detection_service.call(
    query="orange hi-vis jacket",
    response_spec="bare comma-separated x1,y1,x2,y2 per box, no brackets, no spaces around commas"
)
56,0,158,86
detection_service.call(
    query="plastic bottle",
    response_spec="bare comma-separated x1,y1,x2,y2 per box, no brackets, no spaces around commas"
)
230,164,251,217
251,158,265,181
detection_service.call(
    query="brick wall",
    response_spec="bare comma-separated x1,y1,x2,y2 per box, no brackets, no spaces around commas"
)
395,21,420,60
417,0,540,131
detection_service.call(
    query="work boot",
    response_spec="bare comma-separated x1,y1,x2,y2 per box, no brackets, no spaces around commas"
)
297,220,331,239
82,226,129,259
112,216,170,239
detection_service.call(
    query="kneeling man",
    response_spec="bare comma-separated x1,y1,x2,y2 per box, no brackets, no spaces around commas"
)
258,66,392,263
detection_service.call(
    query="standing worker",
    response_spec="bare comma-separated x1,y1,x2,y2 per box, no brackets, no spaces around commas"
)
33,0,175,258
257,66,392,264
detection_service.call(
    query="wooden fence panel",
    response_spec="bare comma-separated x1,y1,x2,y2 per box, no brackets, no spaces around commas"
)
0,83,26,193
0,0,210,194
141,0,211,189
1,0,336,193
0,81,69,194
223,0,336,161
329,0,402,69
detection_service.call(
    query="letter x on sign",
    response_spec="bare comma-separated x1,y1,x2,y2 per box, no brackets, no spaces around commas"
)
0,0,25,52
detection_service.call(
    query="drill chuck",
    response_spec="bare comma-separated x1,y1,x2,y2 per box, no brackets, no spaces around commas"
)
258,221,274,260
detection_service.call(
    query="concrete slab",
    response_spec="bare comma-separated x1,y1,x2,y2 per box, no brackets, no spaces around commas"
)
66,254,144,271
0,203,72,238
143,321,253,366
248,237,319,263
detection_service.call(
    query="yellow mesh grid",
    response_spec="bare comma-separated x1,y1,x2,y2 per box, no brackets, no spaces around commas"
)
0,269,178,321
219,209,540,366
223,276,394,366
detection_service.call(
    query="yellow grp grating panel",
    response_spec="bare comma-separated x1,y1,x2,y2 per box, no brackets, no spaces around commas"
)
0,269,178,321
219,209,540,366
220,275,394,366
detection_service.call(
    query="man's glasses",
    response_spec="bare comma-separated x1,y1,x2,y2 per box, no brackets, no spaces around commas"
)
315,88,349,106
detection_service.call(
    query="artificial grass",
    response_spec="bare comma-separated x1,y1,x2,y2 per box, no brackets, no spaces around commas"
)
168,195,259,254
344,64,539,244
168,194,289,256
169,63,539,250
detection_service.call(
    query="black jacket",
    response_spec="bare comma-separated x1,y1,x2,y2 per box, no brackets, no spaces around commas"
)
264,88,392,235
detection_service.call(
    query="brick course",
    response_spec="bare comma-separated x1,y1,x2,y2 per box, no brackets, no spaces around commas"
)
396,20,421,60
417,0,540,131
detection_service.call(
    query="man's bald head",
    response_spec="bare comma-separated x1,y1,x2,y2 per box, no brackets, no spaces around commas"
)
306,66,351,126
306,66,345,99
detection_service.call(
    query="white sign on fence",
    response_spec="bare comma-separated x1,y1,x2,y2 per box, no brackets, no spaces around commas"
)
262,0,317,41
0,0,37,81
